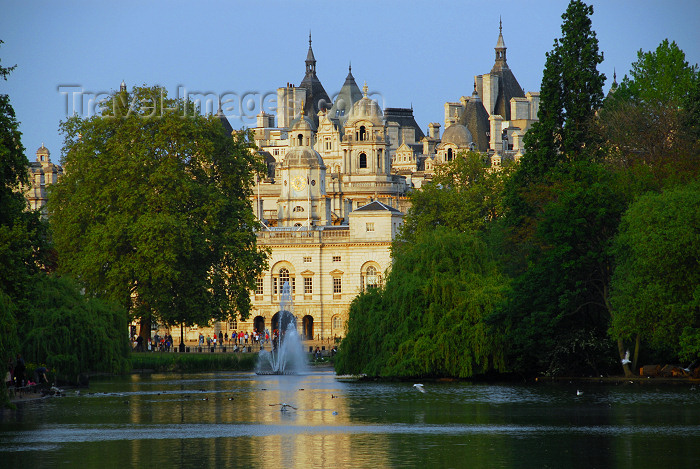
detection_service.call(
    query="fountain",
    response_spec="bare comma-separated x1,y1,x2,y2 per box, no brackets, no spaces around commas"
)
256,281,307,375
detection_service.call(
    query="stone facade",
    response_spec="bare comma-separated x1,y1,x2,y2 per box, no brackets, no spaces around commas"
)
23,143,63,216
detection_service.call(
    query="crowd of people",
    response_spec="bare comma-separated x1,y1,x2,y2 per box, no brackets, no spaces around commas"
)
5,354,49,389
197,329,273,351
128,328,340,354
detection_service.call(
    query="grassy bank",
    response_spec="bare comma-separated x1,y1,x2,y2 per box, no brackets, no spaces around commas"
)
130,352,257,373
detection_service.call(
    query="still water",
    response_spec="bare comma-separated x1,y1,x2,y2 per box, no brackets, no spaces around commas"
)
1,370,698,468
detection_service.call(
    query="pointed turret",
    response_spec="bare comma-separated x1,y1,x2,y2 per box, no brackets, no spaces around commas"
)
457,82,490,151
299,33,331,127
215,101,233,136
492,17,508,72
485,19,525,120
305,32,316,75
329,63,363,129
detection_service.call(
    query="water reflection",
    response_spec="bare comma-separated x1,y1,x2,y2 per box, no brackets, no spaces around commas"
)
1,371,699,468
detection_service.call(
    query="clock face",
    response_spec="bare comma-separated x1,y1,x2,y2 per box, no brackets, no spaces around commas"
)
292,176,306,192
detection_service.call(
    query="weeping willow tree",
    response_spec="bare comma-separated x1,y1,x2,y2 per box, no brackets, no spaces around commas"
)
18,274,130,381
335,227,509,378
336,150,510,378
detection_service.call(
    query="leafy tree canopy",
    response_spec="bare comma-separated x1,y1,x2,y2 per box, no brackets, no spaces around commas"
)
336,227,508,378
614,39,699,107
49,85,268,332
519,0,605,185
20,274,131,380
609,180,700,362
398,151,510,246
0,39,29,226
601,40,700,182
493,162,626,376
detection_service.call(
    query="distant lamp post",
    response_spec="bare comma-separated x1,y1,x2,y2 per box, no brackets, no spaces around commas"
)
179,323,186,352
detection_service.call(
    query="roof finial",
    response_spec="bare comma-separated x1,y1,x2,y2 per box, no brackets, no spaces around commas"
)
499,16,502,35
300,100,305,115
362,81,368,97
309,31,312,46
349,61,352,73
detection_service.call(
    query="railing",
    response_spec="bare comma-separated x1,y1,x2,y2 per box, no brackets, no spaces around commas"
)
256,227,350,243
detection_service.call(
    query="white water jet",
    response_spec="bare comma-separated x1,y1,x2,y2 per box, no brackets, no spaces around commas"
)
256,281,307,375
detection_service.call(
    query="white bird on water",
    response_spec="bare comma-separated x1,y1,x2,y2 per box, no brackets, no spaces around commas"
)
621,350,631,366
413,384,426,393
270,403,297,411
576,390,584,396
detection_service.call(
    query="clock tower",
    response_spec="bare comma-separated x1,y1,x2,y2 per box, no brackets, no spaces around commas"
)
278,113,330,227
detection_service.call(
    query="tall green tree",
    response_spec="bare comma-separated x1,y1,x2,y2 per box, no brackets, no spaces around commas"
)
1,41,55,404
496,2,620,376
503,0,607,275
516,0,605,186
609,181,700,369
49,85,268,342
0,40,26,227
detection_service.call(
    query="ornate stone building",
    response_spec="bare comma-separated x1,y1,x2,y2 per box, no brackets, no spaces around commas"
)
220,24,539,343
23,143,63,216
26,23,538,345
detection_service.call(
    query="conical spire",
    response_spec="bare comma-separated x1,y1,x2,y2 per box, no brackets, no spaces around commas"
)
496,17,505,48
492,17,508,71
305,31,316,75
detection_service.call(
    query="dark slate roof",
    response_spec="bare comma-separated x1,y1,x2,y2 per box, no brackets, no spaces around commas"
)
491,68,525,121
354,200,402,213
283,147,325,168
488,23,525,121
215,106,234,135
384,107,426,140
408,143,422,153
329,65,363,129
441,124,473,146
458,91,490,151
300,38,331,128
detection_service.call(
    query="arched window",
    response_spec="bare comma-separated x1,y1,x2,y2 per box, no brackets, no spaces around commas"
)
447,148,453,161
359,153,367,169
365,266,378,289
332,315,342,330
297,134,303,146
279,268,295,294
359,125,366,141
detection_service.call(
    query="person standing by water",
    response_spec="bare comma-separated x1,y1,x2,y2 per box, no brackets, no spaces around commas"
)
13,354,25,387
5,359,13,387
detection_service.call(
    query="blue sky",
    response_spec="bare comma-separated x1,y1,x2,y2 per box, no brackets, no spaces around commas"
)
1,0,698,163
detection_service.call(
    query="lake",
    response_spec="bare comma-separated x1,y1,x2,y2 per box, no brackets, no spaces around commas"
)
1,370,698,468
